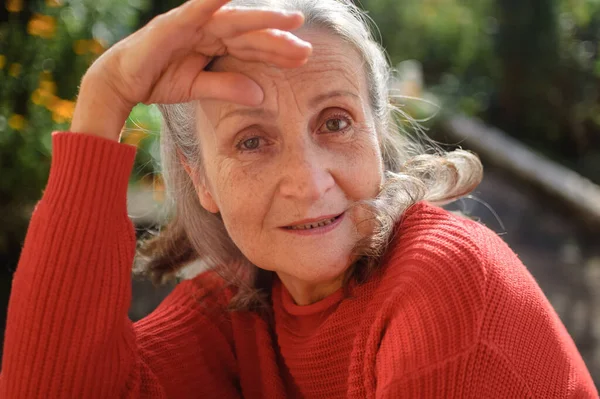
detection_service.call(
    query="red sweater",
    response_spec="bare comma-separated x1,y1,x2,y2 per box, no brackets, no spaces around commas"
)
1,132,597,398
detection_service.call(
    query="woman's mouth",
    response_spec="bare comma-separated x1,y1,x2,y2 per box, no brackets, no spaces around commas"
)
282,212,345,235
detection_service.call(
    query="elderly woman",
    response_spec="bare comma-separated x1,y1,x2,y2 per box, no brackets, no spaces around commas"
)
1,0,596,397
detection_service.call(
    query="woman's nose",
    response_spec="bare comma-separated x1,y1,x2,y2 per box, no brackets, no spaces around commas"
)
277,143,335,202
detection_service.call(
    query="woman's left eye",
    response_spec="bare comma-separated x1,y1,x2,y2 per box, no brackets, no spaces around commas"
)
236,136,265,152
322,116,351,133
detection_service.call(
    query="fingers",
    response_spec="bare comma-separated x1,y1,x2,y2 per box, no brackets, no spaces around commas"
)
225,29,312,60
148,2,309,62
205,7,305,38
179,0,233,26
230,49,309,69
191,71,265,106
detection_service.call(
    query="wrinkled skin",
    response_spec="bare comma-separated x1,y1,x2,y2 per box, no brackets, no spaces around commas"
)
193,29,384,305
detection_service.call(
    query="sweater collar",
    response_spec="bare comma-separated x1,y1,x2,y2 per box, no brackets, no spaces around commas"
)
272,276,345,337
274,276,344,317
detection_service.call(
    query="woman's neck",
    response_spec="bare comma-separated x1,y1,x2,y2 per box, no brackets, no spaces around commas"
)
276,272,344,306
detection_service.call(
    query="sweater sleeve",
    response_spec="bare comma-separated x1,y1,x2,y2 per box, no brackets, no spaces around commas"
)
373,214,598,398
0,132,240,398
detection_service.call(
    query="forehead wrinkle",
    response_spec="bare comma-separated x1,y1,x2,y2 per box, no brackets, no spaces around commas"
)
215,68,365,128
204,32,370,128
273,66,365,117
285,58,362,83
283,57,368,106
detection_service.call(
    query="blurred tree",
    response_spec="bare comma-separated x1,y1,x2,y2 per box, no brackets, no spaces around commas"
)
489,0,600,168
363,0,600,183
491,0,561,143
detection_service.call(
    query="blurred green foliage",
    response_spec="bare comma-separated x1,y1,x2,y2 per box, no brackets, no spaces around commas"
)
363,0,600,181
2,0,600,264
0,0,153,264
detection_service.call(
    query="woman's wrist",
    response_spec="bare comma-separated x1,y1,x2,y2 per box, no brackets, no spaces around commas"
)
70,74,134,142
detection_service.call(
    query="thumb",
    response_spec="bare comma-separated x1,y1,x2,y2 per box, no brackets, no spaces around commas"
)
191,71,264,106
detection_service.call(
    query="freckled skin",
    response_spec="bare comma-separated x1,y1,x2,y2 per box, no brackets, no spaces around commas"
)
193,29,384,305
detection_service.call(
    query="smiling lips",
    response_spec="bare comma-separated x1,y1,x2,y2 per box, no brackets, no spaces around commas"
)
284,213,344,230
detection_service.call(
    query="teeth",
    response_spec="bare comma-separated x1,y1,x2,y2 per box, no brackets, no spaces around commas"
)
288,217,336,230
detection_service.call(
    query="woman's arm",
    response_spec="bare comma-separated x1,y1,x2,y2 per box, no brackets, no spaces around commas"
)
0,132,241,398
1,132,157,397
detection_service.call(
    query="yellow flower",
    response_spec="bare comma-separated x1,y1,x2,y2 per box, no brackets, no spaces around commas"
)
50,99,75,123
8,63,21,77
6,0,23,13
39,79,57,94
74,38,107,56
89,38,107,55
27,14,56,39
44,93,59,110
0,55,5,69
31,89,43,105
31,89,57,107
45,0,62,7
8,114,26,131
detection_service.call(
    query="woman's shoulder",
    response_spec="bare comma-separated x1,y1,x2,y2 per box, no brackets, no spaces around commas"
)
369,201,539,347
372,200,574,359
364,201,493,350
382,200,526,292
361,201,597,398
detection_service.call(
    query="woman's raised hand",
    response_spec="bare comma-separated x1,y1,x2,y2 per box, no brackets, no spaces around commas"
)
70,0,312,141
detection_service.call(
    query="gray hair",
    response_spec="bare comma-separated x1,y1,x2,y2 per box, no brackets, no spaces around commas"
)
138,0,483,310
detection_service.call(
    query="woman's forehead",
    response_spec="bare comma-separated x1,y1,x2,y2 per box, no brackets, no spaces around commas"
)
202,31,368,121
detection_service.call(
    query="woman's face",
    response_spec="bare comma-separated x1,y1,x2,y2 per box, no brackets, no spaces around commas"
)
194,29,384,302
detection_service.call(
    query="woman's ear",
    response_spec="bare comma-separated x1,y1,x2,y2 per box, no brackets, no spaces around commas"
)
179,151,220,214
195,176,220,214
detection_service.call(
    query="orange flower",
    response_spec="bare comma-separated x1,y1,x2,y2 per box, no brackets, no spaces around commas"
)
8,114,26,131
6,0,23,13
50,99,75,123
27,14,56,39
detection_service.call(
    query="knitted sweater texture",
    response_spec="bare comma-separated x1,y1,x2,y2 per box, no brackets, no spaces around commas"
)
0,132,597,398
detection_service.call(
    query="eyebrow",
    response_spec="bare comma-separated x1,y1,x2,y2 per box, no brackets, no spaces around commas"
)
216,89,360,128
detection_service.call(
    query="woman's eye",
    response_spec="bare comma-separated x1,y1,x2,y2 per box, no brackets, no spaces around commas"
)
238,136,262,152
324,117,350,132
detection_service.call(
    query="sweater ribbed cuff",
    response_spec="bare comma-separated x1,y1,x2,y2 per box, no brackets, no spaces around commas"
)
43,131,137,214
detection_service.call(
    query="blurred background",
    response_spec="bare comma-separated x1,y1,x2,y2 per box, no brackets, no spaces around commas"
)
1,0,600,385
